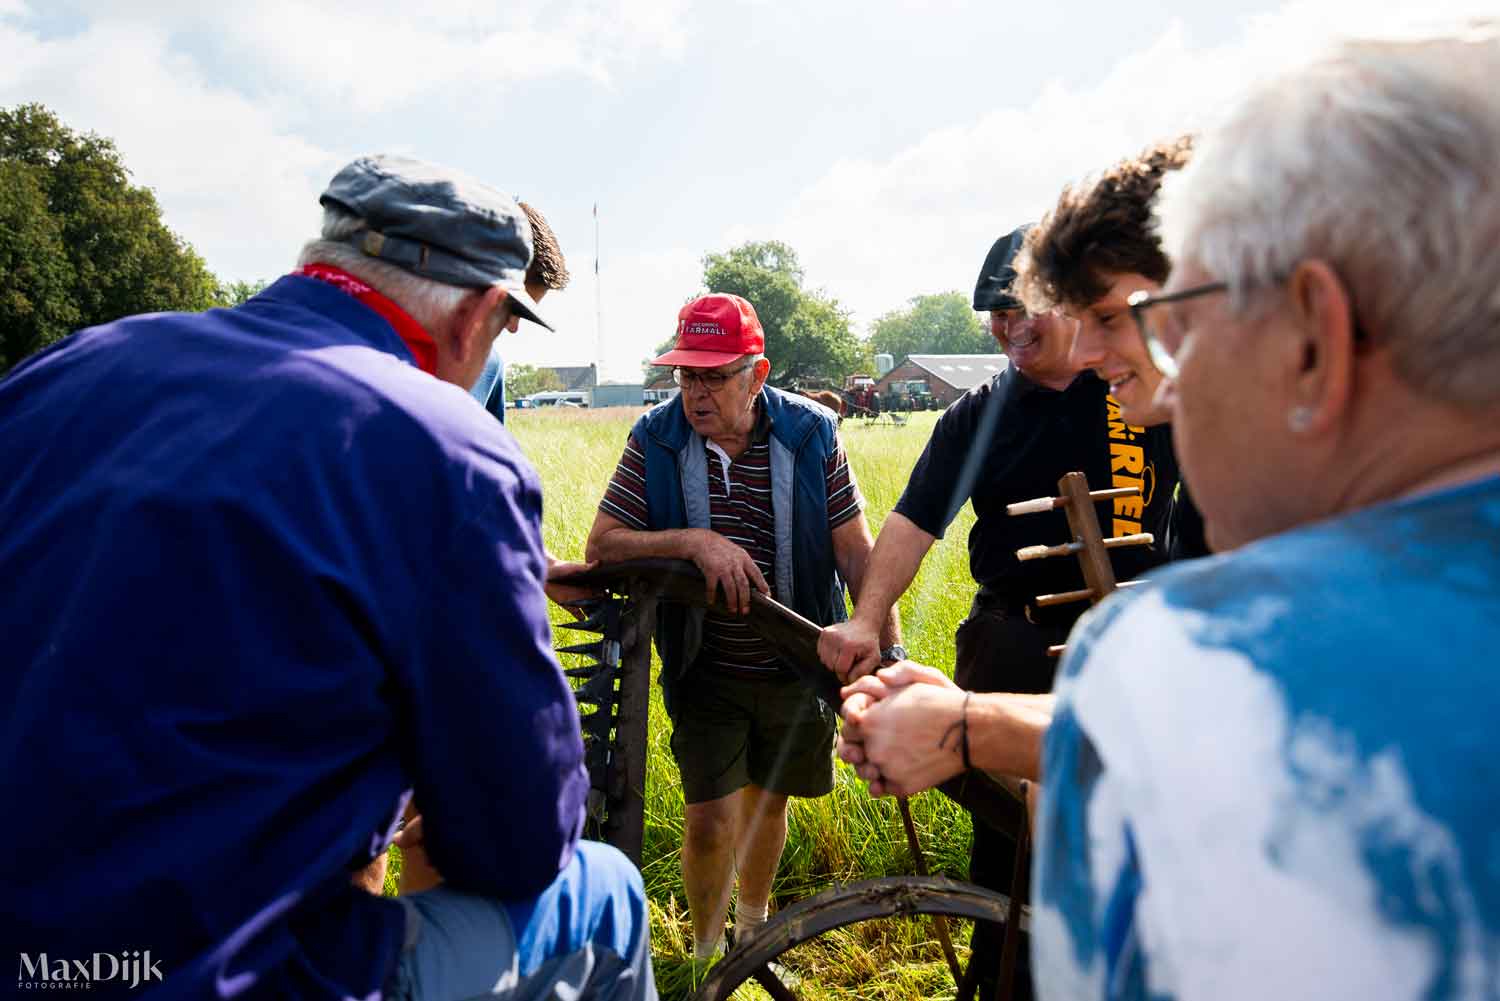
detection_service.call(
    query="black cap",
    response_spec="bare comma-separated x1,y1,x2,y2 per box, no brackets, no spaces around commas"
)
972,224,1033,312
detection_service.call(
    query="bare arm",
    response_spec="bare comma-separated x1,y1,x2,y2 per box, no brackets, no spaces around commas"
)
584,509,769,614
837,664,1056,795
830,514,901,649
968,692,1054,782
817,511,935,681
585,509,701,564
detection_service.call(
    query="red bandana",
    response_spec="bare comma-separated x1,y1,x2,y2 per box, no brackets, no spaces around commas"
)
294,264,439,375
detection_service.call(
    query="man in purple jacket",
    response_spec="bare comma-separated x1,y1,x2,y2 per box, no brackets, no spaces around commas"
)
0,155,655,1000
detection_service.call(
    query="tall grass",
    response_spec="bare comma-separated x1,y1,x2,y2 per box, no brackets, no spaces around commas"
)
513,407,981,1000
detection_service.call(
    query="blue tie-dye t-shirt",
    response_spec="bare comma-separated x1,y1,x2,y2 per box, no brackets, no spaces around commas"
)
1034,475,1500,1001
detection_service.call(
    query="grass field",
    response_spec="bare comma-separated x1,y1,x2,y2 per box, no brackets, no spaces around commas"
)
477,406,983,999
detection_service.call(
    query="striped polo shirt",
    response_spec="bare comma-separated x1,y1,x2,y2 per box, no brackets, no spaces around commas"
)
600,404,863,678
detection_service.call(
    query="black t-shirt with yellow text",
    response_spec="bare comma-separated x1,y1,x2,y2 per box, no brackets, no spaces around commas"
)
893,368,1179,607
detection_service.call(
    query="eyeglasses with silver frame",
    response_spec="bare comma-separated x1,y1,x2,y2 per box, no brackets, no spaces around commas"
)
1126,281,1229,380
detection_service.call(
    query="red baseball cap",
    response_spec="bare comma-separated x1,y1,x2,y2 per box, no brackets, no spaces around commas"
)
651,293,765,368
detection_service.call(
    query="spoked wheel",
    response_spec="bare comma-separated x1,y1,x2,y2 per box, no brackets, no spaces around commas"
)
690,876,1016,1001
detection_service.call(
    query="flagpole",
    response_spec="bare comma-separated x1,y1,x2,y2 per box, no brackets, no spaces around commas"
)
594,202,602,383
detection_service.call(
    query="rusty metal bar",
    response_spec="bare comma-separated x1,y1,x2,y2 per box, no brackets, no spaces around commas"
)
898,797,964,984
750,966,798,1001
995,785,1033,1001
693,877,1014,1001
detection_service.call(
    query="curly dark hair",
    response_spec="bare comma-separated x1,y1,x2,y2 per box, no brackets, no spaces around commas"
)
518,201,571,291
1013,135,1194,312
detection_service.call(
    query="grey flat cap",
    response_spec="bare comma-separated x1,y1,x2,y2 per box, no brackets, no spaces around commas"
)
972,224,1033,312
320,155,554,331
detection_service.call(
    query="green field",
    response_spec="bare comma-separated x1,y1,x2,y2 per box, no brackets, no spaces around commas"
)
524,406,982,999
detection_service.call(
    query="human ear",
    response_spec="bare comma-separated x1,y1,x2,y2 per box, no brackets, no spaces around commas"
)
1284,259,1356,434
751,356,772,392
450,286,506,367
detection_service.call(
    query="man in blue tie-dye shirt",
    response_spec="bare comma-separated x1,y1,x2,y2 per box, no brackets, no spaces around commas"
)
1032,26,1500,1000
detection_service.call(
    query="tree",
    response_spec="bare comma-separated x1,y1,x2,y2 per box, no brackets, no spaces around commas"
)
0,104,221,373
870,291,994,365
506,363,563,400
217,279,270,307
0,160,79,370
700,241,870,385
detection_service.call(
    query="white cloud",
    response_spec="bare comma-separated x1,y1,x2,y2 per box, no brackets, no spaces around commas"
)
0,0,692,304
750,0,1497,334
499,245,703,382
4,0,1492,385
52,0,690,114
0,16,341,283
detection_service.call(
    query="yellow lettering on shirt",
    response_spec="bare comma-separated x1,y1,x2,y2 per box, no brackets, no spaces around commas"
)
1111,442,1145,475
1106,395,1146,441
1103,396,1153,540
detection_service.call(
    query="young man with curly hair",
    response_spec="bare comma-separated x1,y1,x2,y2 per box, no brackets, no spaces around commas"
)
470,200,572,420
1013,136,1208,559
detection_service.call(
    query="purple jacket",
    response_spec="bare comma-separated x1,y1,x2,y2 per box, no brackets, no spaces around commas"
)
0,275,587,998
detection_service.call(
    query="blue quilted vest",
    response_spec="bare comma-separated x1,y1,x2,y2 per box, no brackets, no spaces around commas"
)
633,386,848,704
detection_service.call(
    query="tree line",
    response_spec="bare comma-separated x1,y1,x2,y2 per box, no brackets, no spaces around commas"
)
645,241,995,388
2,104,996,380
0,105,270,373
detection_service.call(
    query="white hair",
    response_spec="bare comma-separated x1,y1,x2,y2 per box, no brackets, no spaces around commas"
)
1156,22,1500,408
298,208,472,334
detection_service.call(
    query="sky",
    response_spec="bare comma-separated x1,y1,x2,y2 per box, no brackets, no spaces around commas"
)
0,0,1488,381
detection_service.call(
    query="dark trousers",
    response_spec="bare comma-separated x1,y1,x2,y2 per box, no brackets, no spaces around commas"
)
953,595,1074,1001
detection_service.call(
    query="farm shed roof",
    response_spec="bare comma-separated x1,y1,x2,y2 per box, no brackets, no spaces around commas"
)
904,354,1010,391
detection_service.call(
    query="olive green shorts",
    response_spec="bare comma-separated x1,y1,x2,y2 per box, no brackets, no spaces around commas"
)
667,669,836,805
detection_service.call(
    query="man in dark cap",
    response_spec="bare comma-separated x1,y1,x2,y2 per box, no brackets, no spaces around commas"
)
0,155,654,1000
818,225,1177,1000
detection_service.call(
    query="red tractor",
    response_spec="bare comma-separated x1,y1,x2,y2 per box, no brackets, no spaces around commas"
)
843,374,881,417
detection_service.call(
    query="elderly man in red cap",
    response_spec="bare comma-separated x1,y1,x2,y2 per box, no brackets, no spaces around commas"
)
586,293,898,963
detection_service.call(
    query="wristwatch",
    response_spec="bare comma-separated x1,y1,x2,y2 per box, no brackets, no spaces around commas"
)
879,644,909,663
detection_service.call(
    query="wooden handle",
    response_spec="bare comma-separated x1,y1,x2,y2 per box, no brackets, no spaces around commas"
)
1007,485,1142,517
1016,540,1083,562
1102,532,1155,549
1034,587,1096,607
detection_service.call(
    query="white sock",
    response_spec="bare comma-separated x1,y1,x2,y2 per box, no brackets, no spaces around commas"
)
736,900,769,937
692,935,725,961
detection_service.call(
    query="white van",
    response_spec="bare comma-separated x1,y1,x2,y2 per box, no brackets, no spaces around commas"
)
525,391,589,408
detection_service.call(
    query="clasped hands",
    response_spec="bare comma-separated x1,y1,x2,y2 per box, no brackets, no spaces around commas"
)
818,615,972,797
836,661,969,798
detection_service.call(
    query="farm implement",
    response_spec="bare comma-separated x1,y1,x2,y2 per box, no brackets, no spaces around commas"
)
551,471,1152,1000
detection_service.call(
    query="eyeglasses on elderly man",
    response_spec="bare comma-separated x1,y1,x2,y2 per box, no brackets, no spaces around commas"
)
1129,271,1373,380
672,359,755,391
